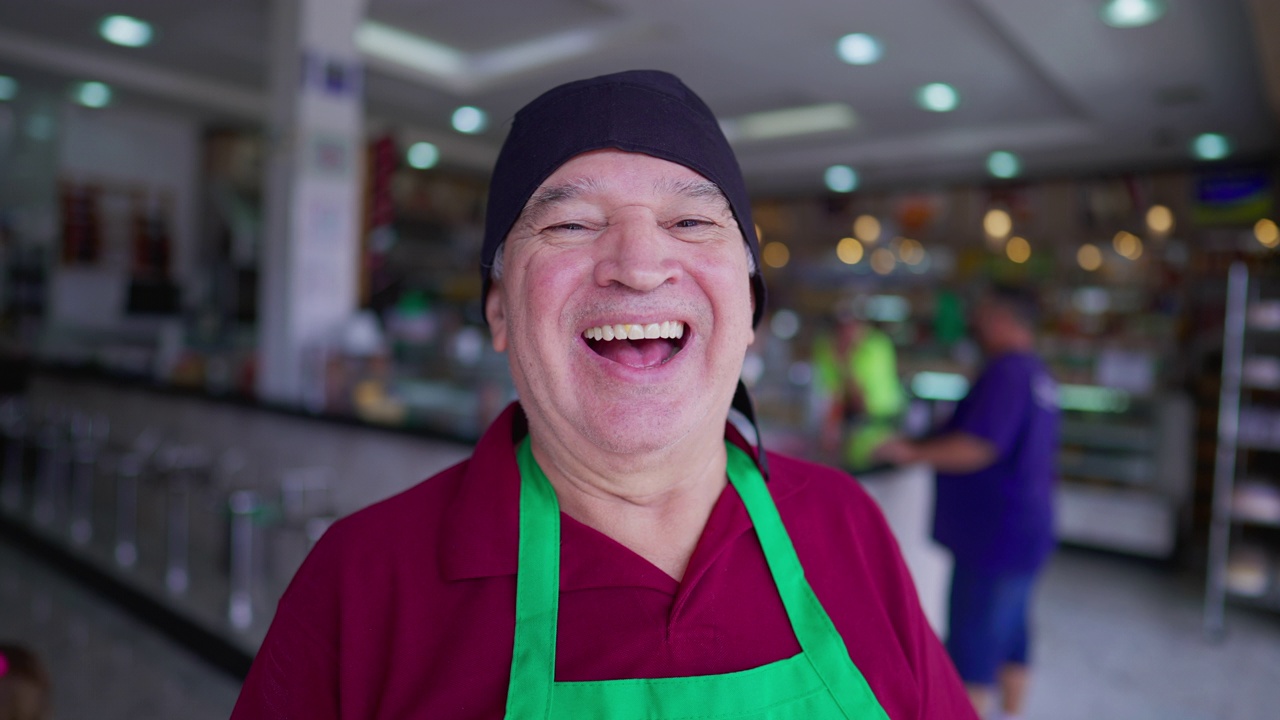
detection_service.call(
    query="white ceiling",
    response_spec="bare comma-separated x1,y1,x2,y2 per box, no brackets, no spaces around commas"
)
0,0,1276,194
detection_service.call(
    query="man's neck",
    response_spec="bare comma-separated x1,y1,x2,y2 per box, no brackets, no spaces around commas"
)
528,426,729,582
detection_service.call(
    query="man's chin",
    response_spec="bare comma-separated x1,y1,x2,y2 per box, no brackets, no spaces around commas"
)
574,404,704,458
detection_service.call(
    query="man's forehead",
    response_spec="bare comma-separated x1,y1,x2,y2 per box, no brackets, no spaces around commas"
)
525,175,728,208
538,151,723,198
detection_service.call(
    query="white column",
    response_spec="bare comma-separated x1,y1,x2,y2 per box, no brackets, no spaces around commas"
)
257,0,368,404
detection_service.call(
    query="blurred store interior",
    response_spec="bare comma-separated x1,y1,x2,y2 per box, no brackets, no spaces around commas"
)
1,0,1280,717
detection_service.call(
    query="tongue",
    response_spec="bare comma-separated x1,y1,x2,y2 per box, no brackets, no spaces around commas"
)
595,338,675,368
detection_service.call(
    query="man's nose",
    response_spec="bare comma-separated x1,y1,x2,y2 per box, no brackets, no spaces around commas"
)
592,214,681,292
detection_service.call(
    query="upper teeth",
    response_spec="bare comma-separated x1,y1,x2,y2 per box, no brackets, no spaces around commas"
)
583,321,685,341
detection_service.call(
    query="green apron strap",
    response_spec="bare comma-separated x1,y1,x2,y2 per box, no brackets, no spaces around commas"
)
505,437,560,719
726,443,891,720
505,438,890,720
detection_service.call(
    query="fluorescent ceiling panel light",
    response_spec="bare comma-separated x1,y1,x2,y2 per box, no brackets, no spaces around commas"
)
356,21,464,78
100,15,154,48
471,27,605,78
356,21,625,91
1099,0,1166,28
837,33,882,65
722,103,856,142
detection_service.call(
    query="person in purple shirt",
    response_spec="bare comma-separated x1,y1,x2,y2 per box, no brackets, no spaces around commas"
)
876,284,1060,720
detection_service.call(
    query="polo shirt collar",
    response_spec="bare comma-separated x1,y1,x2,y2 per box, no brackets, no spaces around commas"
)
438,402,800,587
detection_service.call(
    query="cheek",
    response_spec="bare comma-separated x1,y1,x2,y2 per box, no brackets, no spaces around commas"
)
702,259,756,326
504,251,595,350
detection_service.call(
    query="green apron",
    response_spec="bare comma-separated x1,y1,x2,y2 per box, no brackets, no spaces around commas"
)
505,438,892,719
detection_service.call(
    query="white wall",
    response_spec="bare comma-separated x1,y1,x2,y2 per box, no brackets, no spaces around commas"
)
57,102,201,298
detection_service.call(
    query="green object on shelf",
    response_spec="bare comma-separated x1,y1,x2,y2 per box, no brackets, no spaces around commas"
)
934,290,966,346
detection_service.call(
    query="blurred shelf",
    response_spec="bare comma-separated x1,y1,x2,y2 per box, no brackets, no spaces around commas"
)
1231,513,1280,529
1207,263,1280,636
1059,452,1156,486
1060,419,1156,452
1225,587,1280,612
1056,483,1179,559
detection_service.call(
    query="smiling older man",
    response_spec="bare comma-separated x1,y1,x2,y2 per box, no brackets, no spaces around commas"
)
232,70,975,719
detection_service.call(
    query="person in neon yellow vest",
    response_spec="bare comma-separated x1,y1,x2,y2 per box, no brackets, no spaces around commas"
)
813,304,906,469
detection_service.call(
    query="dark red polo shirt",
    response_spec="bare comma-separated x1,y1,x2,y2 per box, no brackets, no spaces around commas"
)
232,404,975,719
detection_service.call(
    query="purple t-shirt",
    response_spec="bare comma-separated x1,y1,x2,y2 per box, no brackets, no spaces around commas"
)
933,352,1060,573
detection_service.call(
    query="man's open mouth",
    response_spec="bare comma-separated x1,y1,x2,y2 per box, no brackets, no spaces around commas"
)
582,321,688,369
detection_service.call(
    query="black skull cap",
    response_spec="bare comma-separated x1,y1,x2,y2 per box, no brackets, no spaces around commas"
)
479,69,766,327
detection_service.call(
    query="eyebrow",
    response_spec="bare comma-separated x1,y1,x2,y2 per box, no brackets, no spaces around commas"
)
516,177,603,229
653,178,730,210
515,175,731,231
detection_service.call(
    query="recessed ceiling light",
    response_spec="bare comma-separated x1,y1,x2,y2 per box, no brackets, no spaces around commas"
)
0,75,17,101
837,33,882,66
824,165,858,193
406,142,439,169
916,83,958,112
1191,132,1230,161
987,151,1020,179
1099,0,1166,29
74,81,112,108
451,106,487,134
99,15,154,48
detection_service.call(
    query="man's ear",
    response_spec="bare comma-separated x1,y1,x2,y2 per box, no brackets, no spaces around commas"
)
485,280,509,352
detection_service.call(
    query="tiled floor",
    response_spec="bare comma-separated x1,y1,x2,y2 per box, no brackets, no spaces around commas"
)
1026,549,1280,720
0,540,241,720
2,538,1277,719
